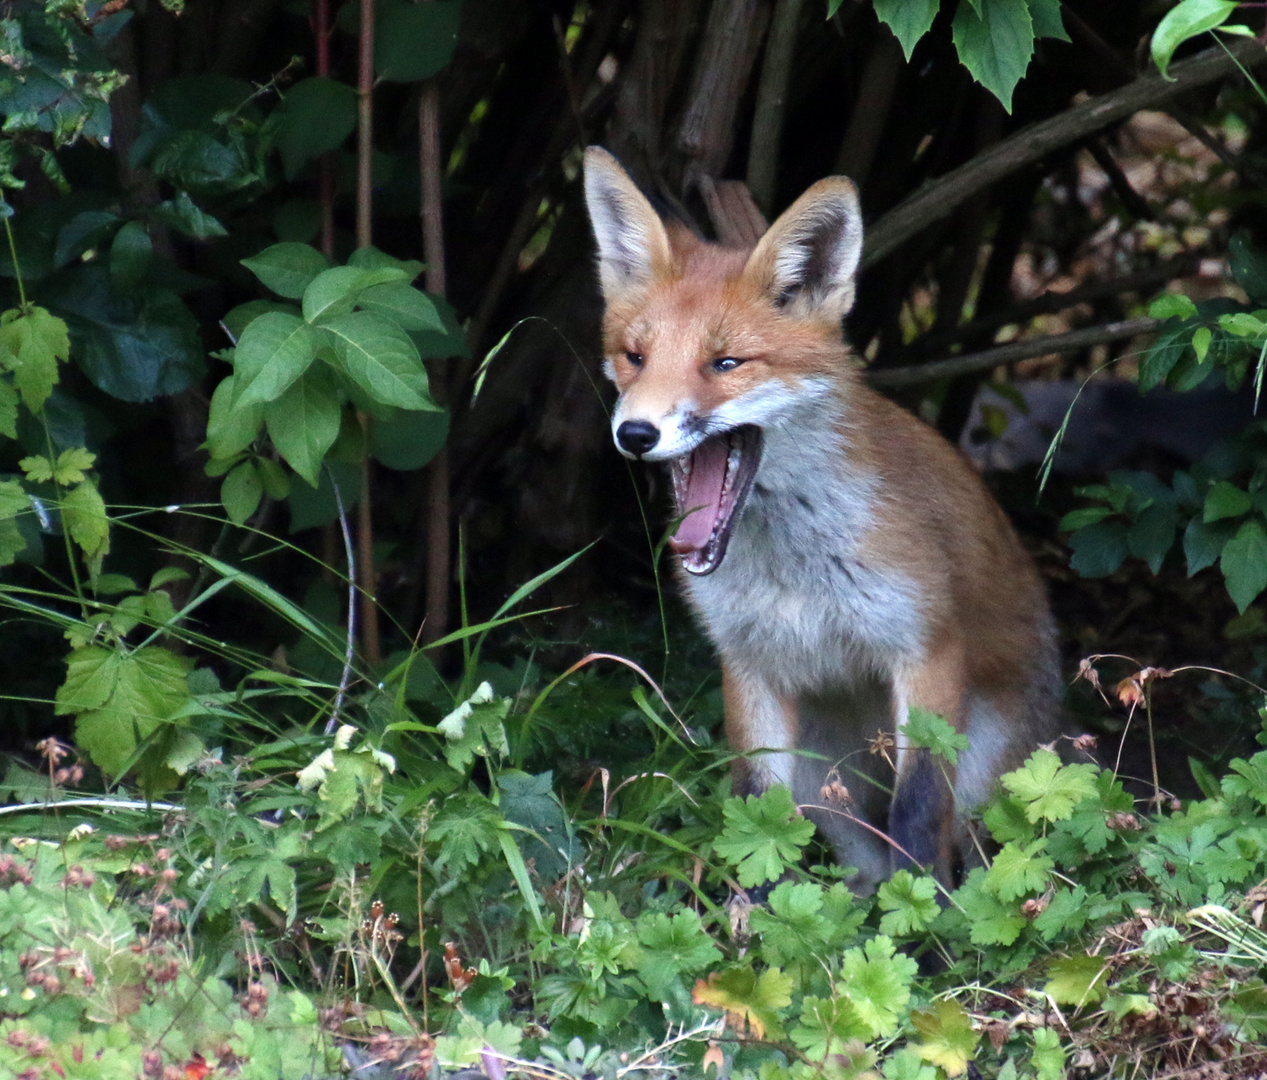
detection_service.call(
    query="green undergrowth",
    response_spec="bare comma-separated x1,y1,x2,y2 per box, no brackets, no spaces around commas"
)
3,602,1267,1080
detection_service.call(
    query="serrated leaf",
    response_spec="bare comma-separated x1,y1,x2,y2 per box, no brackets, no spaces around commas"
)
0,305,69,413
429,793,502,872
1001,750,1100,823
1045,953,1109,1006
62,478,110,572
242,242,330,299
838,936,917,1039
872,0,939,59
222,460,263,525
985,838,1054,901
692,966,793,1039
55,644,193,777
0,379,17,438
878,870,941,936
714,786,817,887
232,311,318,408
911,999,978,1077
903,707,968,765
302,265,409,324
1221,517,1267,613
320,311,434,411
265,365,342,486
635,909,722,999
19,454,54,482
749,881,831,966
951,0,1034,112
791,996,869,1059
1027,0,1069,41
53,447,96,486
1151,0,1237,79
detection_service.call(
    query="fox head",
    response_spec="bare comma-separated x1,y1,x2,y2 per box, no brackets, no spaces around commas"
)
582,146,864,573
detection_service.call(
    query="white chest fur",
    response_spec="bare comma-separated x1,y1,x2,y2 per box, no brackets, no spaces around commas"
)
680,400,926,696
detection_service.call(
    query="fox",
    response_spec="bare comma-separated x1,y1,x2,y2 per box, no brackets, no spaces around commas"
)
582,146,1062,893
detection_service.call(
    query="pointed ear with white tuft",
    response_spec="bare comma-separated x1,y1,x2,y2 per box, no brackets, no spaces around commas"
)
743,178,863,322
583,147,674,301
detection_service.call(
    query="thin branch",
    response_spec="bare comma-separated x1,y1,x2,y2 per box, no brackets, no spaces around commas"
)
862,39,1267,267
1084,136,1155,220
868,317,1160,389
326,467,357,735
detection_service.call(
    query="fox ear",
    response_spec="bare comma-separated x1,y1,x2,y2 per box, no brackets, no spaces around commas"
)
744,178,863,321
583,147,673,299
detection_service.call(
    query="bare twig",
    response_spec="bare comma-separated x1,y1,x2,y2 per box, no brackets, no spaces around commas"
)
863,39,1267,266
868,317,1160,388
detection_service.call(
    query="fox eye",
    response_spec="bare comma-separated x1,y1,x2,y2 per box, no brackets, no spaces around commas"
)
712,356,744,373
625,351,645,368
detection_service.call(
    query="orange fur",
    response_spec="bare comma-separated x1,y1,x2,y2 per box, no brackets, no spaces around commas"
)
584,147,1060,891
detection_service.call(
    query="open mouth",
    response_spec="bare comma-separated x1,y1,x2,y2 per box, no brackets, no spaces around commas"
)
667,425,763,575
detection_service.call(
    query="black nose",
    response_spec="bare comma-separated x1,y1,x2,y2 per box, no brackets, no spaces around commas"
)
616,420,660,457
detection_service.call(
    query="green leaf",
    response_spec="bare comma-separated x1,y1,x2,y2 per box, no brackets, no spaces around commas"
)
984,838,1054,901
1229,231,1267,304
1068,519,1128,577
1059,506,1112,531
634,909,722,999
19,454,54,482
273,77,358,180
429,793,502,872
1221,517,1267,612
0,305,69,412
55,644,193,777
437,682,510,771
1031,1027,1065,1080
714,786,817,887
1151,0,1237,79
951,0,1034,112
205,374,264,459
1220,311,1267,337
1027,0,1069,41
903,707,968,766
376,0,461,82
357,282,446,332
872,0,939,59
52,447,95,486
1045,954,1109,1006
692,966,793,1040
911,999,978,1077
838,936,917,1039
241,242,331,299
878,870,941,936
265,365,343,486
149,191,228,239
1149,292,1199,320
222,299,301,343
370,406,449,470
109,220,152,290
302,265,410,324
1127,501,1178,574
1205,480,1252,522
232,311,318,408
320,311,434,411
749,881,831,966
222,460,263,525
1184,516,1234,576
0,379,17,438
792,996,870,1059
1001,749,1099,824
61,477,110,573
1192,325,1212,363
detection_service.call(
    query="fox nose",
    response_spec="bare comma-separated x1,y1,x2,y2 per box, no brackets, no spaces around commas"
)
616,420,660,457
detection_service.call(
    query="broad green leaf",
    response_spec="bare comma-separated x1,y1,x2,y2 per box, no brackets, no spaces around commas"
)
273,77,358,180
692,966,793,1039
911,999,978,1077
256,456,291,500
714,786,816,887
222,299,300,343
222,460,263,525
0,516,27,567
55,644,193,777
1221,311,1267,337
877,870,941,936
872,0,939,59
749,881,831,966
1045,954,1109,1006
265,365,342,486
62,478,110,572
430,794,501,872
1221,517,1267,612
241,242,330,299
951,0,1034,112
1068,519,1128,577
52,447,95,486
1001,749,1099,824
838,936,917,1039
376,0,461,82
19,454,54,482
634,909,722,999
357,282,446,332
1151,0,1237,79
1192,325,1212,362
1127,502,1178,574
232,311,318,408
1149,292,1199,320
1027,0,1069,41
301,265,410,324
320,311,434,411
903,707,968,766
0,379,16,438
1229,231,1267,303
1031,1027,1065,1080
370,406,449,471
1184,516,1234,575
150,190,228,239
1059,506,1112,530
791,996,869,1059
0,479,28,519
205,374,264,459
0,305,69,412
347,246,425,277
984,838,1053,901
109,220,152,290
1205,480,1252,522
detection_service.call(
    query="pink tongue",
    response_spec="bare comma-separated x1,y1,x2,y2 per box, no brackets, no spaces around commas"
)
670,439,728,553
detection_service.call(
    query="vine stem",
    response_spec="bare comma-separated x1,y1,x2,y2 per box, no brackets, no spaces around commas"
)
326,467,357,735
4,216,27,307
